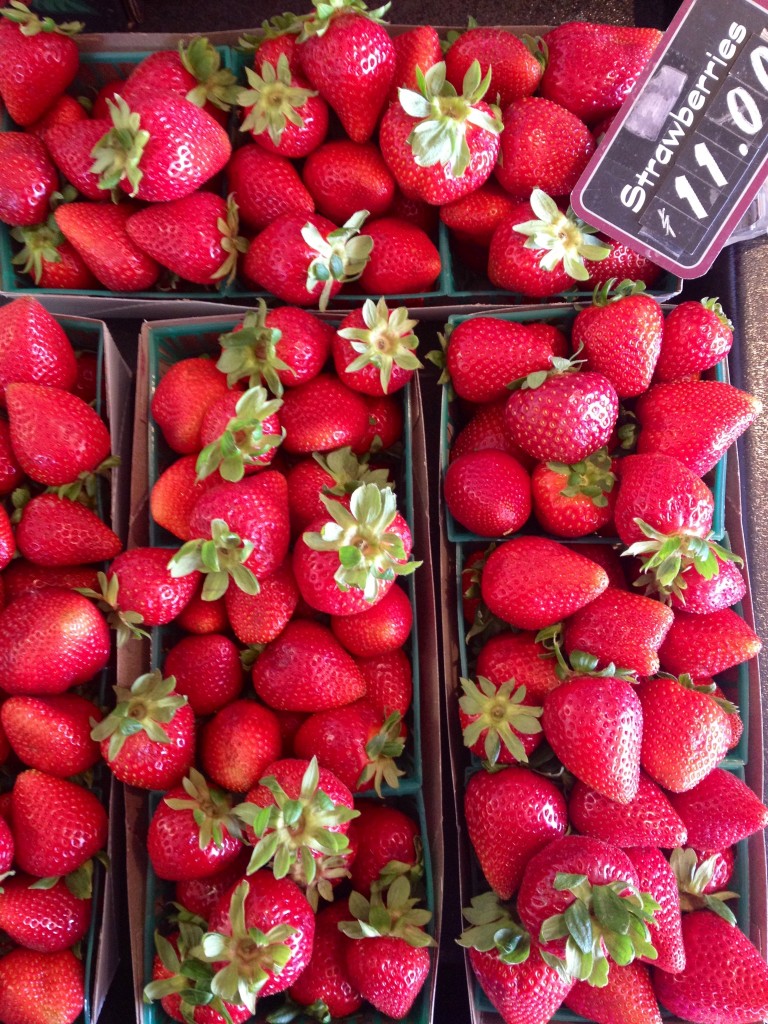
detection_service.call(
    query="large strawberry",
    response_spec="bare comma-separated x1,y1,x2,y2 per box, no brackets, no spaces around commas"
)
359,218,441,295
163,633,243,715
200,700,283,794
658,607,762,677
15,493,122,566
0,132,57,226
0,294,78,403
1,694,101,777
568,774,687,849
667,768,768,850
0,873,91,952
0,947,83,1024
655,298,733,381
303,139,395,223
445,449,532,537
228,143,314,232
445,26,542,108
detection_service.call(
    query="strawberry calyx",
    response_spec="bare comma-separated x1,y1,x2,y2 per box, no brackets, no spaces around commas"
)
0,1,82,35
90,95,151,198
546,448,616,507
144,925,237,1024
398,60,502,178
31,853,108,901
655,672,739,714
442,16,479,50
216,300,291,395
701,296,733,330
238,55,318,145
361,710,406,795
164,768,246,850
372,838,425,898
298,0,391,41
240,13,306,49
77,570,150,647
179,36,241,112
513,189,612,282
10,186,79,281
196,386,284,483
522,32,548,71
302,483,421,600
424,328,455,400
624,519,743,604
314,446,393,497
459,675,543,766
301,210,373,312
301,852,354,911
50,455,121,507
536,624,637,683
234,757,359,887
457,891,531,964
338,875,435,948
507,347,585,392
265,997,332,1024
539,872,660,986
669,847,738,924
590,277,647,307
239,644,265,672
212,194,249,285
193,880,297,1014
89,668,188,762
338,298,423,394
169,518,261,601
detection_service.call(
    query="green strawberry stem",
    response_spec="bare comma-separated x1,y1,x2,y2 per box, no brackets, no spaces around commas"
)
239,13,306,50
265,997,332,1024
512,189,611,282
360,711,406,795
371,841,425,898
314,447,392,496
535,624,637,683
238,55,318,145
216,300,292,395
459,676,543,766
144,926,236,1024
10,187,80,281
547,448,616,507
701,296,733,330
298,0,391,41
164,768,246,850
591,278,647,306
30,854,107,901
89,669,188,762
656,673,739,714
0,0,83,34
301,210,373,312
52,455,121,506
424,328,455,401
539,873,660,987
169,518,261,601
90,95,151,199
669,848,739,925
398,60,502,178
338,875,435,948
522,33,548,70
212,194,249,285
507,346,585,392
457,891,531,964
76,570,150,647
338,298,422,393
180,36,241,111
195,386,284,483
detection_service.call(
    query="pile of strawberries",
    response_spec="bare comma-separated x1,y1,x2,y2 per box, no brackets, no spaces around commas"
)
0,1,668,301
0,297,121,1024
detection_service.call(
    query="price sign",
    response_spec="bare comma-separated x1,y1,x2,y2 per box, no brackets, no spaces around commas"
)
571,0,768,278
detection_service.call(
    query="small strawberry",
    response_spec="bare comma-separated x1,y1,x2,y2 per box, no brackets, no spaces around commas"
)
440,181,519,246
0,873,91,952
333,299,422,395
0,297,77,401
196,386,284,482
356,647,413,718
564,961,662,1024
151,454,219,542
237,54,328,157
359,217,442,295
670,846,738,914
668,768,768,850
200,699,282,793
225,559,299,645
625,846,686,974
15,493,122,566
568,774,688,849
45,118,113,200
330,582,412,657
0,947,83,1024
0,132,57,226
175,852,251,922
531,449,617,538
352,392,404,454
445,449,531,537
176,582,229,634
0,505,14,570
658,608,762,677
0,694,102,776
151,355,229,455
446,25,542,106
304,140,395,224
348,801,421,898
164,633,243,715
655,298,734,382
288,898,363,1016
228,144,314,232
476,630,562,699
564,542,628,590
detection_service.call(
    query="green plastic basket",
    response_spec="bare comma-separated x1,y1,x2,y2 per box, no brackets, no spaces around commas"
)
440,306,728,544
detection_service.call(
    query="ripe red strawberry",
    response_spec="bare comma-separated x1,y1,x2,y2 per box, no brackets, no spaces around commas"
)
464,766,568,898
658,608,762,677
388,24,442,102
356,648,413,718
0,297,77,401
668,768,768,850
565,961,662,1024
226,559,299,645
635,379,762,475
584,237,663,289
331,582,413,657
28,92,87,142
653,910,768,1024
0,132,57,226
446,26,542,106
0,873,91,952
0,3,81,126
476,630,562,699
289,899,363,1016
481,536,609,630
655,298,734,382
45,118,113,200
0,505,14,570
440,181,519,246
333,299,421,395
164,633,243,715
389,188,438,231
152,356,229,455
303,140,394,224
663,556,747,614
1,561,99,603
352,392,404,454
242,211,372,310
151,455,219,541
625,846,686,974
569,774,688,848
564,542,628,590
495,97,594,200
572,282,664,397
298,2,395,143
126,193,247,286
543,675,643,803
0,814,12,870
252,619,365,712
1,694,102,776
201,699,282,792
174,850,251,922
638,675,735,792
12,769,108,877
10,215,98,290
0,947,83,1024
175,581,228,634
539,22,663,125
379,60,501,205
445,449,531,537
451,401,534,469
90,92,231,202
99,549,197,636
0,419,24,491
16,494,122,567
614,453,715,547
348,802,420,897
359,218,441,295
0,589,110,695
531,449,617,538
54,201,161,292
251,19,303,79
238,55,328,157
228,144,314,232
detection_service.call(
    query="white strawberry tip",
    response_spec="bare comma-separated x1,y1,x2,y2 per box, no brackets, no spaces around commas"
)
237,55,318,145
301,210,373,311
457,891,531,963
513,189,612,281
338,875,435,948
216,299,291,394
338,298,422,394
169,518,260,601
89,668,187,762
459,675,543,765
399,60,502,178
195,386,284,483
669,848,739,924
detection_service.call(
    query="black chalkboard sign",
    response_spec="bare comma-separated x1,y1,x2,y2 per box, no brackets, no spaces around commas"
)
571,0,768,277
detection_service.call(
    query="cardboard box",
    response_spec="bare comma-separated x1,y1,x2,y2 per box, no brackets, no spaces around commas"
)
122,313,442,1023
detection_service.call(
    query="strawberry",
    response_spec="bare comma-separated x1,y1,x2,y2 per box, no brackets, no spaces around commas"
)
330,582,412,657
333,299,422,395
103,548,200,634
359,218,442,294
668,768,768,850
238,54,327,156
572,281,664,398
539,22,663,125
584,237,663,289
54,201,161,292
164,633,243,715
348,802,420,897
0,873,91,952
45,118,113,200
10,215,98,290
251,17,303,77
0,947,83,1024
638,675,735,792
495,97,594,200
655,298,734,382
480,536,609,630
653,910,768,1024
176,582,229,634
0,297,77,401
445,26,542,107
445,449,531,537
0,2,81,126
0,419,24,492
252,619,365,712
200,699,282,792
564,961,662,1024
16,493,122,566
658,608,762,676
289,899,363,1016
568,774,688,848
0,132,57,226
440,181,519,246
298,0,395,144
451,402,534,469
464,767,567,899
242,210,372,310
476,631,561,699
388,24,442,102
0,694,101,776
564,542,629,590
625,847,686,974
662,557,747,614
0,814,12,871
379,60,501,205
356,648,413,718
681,846,736,896
151,356,229,455
542,675,643,803
0,505,14,570
196,386,284,481
303,139,394,224
89,92,231,202
229,559,300,645
151,455,219,541
228,144,314,232
563,587,674,677
12,769,108,877
352,392,404,454
27,92,87,142
1,561,99,603
531,449,617,538
635,379,762,476
0,588,110,695
126,193,247,286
